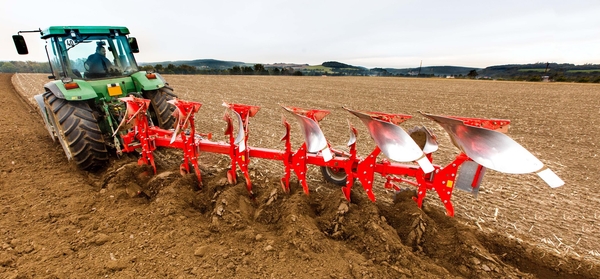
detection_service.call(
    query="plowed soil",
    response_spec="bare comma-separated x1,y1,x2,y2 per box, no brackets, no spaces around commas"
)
2,73,599,278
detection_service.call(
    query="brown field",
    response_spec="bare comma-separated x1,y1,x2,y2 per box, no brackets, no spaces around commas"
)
2,73,599,278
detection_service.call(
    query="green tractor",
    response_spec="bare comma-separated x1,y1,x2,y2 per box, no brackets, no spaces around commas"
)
13,26,177,170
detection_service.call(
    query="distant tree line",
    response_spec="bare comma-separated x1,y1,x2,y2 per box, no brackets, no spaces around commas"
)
0,61,51,73
477,63,600,82
497,73,600,83
3,60,600,83
139,63,304,76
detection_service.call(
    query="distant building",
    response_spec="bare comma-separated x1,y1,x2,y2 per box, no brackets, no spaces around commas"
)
542,76,550,82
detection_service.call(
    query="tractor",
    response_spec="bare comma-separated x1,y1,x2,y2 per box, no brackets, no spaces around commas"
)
12,26,176,170
12,26,563,216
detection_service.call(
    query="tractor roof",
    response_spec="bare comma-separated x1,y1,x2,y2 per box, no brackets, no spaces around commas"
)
40,26,130,39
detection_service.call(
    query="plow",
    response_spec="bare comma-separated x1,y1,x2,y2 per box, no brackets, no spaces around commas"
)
117,96,564,217
12,25,564,217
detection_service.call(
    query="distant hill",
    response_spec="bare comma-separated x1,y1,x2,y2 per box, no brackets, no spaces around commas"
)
322,61,367,71
383,66,480,76
94,58,600,82
478,62,600,79
264,63,308,68
300,62,478,76
140,59,249,69
3,56,599,82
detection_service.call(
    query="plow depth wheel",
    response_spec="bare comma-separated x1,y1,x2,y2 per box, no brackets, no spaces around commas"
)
143,87,177,129
43,92,108,171
320,166,347,186
321,146,350,186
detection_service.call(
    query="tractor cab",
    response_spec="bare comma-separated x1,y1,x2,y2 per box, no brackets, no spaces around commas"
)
14,26,140,80
11,26,177,172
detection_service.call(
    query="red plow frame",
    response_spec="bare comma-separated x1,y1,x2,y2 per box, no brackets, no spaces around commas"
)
117,96,563,217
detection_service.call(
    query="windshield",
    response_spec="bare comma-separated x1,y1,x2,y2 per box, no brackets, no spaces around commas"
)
52,34,138,79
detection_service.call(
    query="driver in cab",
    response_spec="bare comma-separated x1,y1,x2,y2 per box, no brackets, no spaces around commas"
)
85,45,116,78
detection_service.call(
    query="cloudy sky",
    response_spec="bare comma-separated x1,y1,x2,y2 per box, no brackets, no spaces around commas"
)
1,0,599,68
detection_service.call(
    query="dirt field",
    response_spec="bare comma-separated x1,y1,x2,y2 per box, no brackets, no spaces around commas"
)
2,73,599,278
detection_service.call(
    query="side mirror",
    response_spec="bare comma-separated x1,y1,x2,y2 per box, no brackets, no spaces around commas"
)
128,37,139,53
13,35,29,55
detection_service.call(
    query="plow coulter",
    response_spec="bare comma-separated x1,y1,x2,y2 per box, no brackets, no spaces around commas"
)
116,96,563,217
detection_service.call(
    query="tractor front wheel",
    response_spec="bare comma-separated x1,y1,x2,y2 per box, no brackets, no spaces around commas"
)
143,87,177,129
44,92,108,171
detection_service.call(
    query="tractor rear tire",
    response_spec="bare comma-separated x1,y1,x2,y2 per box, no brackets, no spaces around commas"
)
43,92,108,171
143,87,177,129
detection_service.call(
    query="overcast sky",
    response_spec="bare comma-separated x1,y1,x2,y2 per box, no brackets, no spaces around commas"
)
2,0,599,68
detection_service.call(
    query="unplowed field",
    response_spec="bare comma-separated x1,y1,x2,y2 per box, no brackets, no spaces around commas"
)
2,73,599,278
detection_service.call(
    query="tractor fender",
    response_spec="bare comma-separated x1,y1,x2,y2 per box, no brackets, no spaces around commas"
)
130,71,166,91
44,80,98,101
